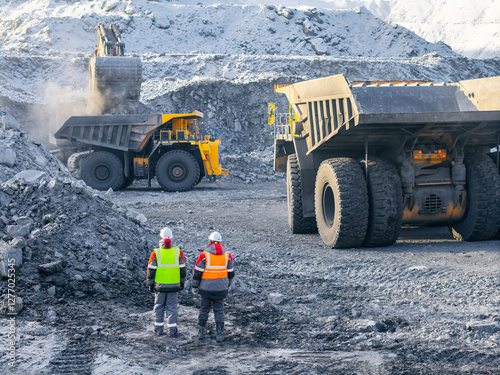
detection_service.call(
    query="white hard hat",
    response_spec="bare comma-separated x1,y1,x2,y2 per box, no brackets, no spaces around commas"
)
208,231,222,242
160,227,173,239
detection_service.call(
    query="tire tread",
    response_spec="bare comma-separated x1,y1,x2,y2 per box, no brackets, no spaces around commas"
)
287,154,317,234
315,158,368,248
361,158,403,247
451,153,500,241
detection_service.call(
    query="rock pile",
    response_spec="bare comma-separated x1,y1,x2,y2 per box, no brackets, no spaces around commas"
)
0,120,66,184
0,174,154,301
0,117,156,316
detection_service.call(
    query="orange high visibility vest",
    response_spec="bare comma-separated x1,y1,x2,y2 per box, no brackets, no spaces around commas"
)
201,251,228,280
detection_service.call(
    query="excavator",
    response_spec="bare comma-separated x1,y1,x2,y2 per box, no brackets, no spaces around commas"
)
87,24,142,114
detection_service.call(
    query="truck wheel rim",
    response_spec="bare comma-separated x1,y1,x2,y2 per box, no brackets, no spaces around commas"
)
322,183,335,227
95,165,110,181
170,164,185,181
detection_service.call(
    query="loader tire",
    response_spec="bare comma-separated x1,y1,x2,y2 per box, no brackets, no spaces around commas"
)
81,151,125,191
287,154,317,234
156,150,200,192
315,158,368,248
360,158,403,247
451,153,500,241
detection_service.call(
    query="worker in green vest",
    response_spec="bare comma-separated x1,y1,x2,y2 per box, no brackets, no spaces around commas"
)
147,227,187,337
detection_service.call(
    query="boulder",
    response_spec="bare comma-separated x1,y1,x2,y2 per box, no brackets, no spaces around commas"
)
466,320,500,333
309,38,328,55
7,170,46,184
38,259,65,275
0,112,22,131
44,274,68,287
104,188,114,201
0,148,16,167
0,296,23,315
268,292,284,305
10,237,26,249
223,71,239,80
0,243,22,277
93,283,107,295
4,216,33,237
5,223,32,238
47,286,56,297
230,277,252,294
0,191,12,208
135,213,147,224
355,319,388,333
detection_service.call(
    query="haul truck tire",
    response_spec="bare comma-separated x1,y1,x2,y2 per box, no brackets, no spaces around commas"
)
488,151,500,239
121,175,135,189
287,154,318,234
315,158,369,248
120,159,134,189
451,154,500,241
196,170,206,186
360,158,403,247
67,151,92,180
156,150,200,192
81,151,125,191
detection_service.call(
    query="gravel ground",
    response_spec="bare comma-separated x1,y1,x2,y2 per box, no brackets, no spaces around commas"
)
4,180,498,374
1,1,499,372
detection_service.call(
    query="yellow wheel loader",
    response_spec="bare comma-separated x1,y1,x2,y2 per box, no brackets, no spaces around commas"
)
54,111,228,192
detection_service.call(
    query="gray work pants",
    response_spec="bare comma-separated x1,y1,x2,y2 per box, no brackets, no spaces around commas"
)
199,296,225,323
154,292,178,334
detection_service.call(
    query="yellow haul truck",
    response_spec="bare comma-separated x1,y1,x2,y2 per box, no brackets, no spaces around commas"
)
270,74,500,248
55,111,228,192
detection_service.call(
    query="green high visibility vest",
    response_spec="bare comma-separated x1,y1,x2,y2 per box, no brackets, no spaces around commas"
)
154,247,181,284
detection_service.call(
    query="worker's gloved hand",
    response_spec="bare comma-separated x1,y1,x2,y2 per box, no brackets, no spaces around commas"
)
180,283,184,291
148,284,155,292
192,287,199,295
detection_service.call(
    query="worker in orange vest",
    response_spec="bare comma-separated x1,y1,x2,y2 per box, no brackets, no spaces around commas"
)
192,231,234,342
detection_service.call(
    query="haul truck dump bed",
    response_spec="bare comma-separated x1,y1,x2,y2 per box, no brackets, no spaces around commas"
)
271,74,500,248
55,111,228,192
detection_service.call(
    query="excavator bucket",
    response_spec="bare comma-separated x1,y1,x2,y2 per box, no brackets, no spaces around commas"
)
87,24,142,113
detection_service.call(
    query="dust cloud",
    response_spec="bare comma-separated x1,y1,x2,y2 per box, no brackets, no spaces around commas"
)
26,80,87,146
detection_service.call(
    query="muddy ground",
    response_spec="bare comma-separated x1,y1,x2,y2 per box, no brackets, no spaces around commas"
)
3,180,500,374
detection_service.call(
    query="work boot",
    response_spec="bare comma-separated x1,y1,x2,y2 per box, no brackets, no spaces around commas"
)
154,326,163,336
198,320,207,340
216,322,224,342
168,327,178,338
